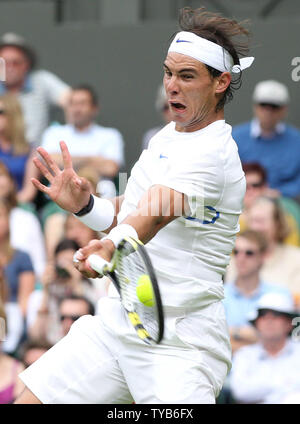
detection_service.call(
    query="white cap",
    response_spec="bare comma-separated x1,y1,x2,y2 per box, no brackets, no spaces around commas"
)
248,292,295,323
253,80,290,106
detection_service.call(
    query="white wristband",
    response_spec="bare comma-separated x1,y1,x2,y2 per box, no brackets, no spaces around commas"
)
74,195,115,231
102,224,138,248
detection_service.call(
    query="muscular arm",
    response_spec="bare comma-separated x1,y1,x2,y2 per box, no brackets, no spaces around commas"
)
75,185,187,276
121,185,187,244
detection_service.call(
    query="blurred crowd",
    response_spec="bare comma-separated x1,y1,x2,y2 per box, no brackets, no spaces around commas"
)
0,32,300,404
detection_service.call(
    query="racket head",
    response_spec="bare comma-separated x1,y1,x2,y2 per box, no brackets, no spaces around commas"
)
111,236,164,345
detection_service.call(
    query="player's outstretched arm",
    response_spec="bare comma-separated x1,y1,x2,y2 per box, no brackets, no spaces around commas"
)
123,184,187,244
75,184,187,275
31,141,92,214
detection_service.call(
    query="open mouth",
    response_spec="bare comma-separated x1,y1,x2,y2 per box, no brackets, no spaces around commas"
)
170,101,186,111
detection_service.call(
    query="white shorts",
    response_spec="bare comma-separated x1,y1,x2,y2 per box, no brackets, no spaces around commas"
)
19,297,231,404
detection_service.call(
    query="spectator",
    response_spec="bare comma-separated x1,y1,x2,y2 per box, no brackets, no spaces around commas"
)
226,196,300,297
18,339,52,368
26,239,99,345
0,197,35,317
1,267,23,356
58,294,95,338
0,93,38,204
41,84,124,179
233,80,300,199
241,162,300,246
0,298,25,403
142,83,172,150
229,292,300,403
0,162,46,278
223,230,292,353
0,32,70,146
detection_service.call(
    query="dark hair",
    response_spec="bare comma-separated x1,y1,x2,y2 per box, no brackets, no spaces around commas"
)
58,294,95,316
54,238,81,256
242,162,267,185
177,7,251,111
72,84,99,106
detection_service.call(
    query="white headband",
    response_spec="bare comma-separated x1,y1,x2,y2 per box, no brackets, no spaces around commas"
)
168,31,254,74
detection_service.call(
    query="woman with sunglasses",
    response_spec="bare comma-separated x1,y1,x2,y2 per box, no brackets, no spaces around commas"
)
0,93,39,205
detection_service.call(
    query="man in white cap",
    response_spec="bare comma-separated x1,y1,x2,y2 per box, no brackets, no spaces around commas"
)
232,80,300,199
229,292,300,403
0,32,71,146
16,7,254,404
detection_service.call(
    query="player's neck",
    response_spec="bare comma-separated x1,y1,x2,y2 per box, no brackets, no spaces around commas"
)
175,109,224,133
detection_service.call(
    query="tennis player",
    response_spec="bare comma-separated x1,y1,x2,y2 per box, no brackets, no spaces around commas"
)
16,8,254,404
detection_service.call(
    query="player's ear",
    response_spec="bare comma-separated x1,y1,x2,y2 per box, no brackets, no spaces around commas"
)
215,72,231,94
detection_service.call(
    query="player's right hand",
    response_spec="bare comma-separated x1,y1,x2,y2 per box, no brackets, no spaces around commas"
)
31,141,91,214
73,239,115,279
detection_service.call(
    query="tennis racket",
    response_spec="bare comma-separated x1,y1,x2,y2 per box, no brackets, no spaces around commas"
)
87,237,164,345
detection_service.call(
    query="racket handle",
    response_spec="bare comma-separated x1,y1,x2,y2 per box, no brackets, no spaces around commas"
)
87,254,111,275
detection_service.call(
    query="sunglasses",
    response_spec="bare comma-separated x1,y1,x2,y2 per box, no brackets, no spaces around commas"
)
60,314,81,322
258,103,283,110
0,109,6,115
233,248,259,257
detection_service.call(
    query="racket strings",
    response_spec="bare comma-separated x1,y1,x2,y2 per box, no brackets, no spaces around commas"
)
117,249,160,341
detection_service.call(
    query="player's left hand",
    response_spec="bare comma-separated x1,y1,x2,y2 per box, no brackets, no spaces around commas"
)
73,238,115,278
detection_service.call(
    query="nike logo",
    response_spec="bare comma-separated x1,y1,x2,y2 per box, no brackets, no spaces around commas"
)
159,154,168,159
176,39,192,43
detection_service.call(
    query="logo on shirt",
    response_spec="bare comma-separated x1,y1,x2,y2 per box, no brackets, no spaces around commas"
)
159,154,168,159
176,39,192,43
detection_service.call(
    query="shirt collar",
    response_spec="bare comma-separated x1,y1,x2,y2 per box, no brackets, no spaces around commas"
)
250,118,286,139
69,123,96,134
